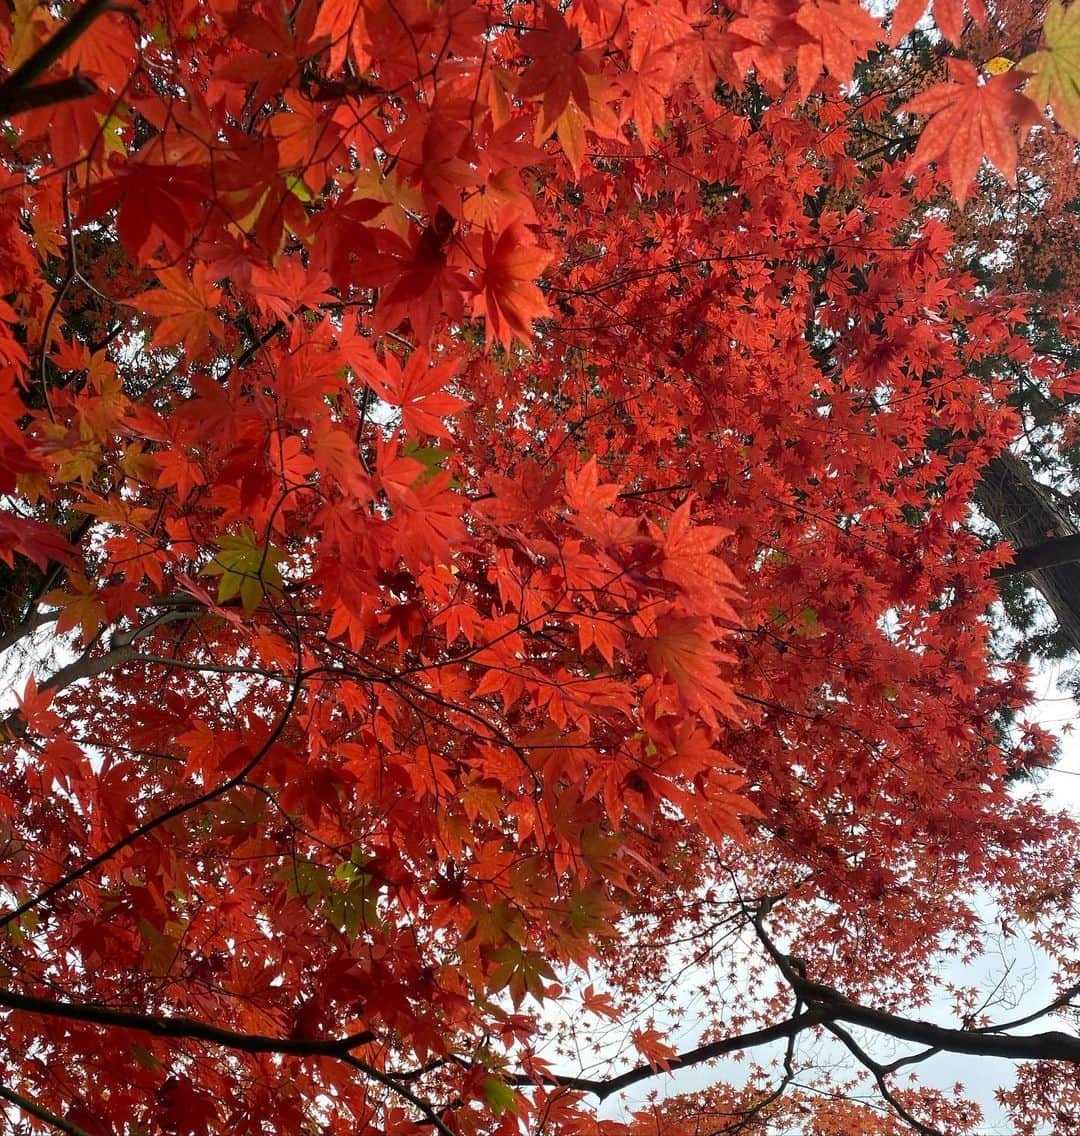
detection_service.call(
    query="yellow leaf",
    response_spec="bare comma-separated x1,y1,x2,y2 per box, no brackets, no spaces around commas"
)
201,528,287,613
1021,0,1080,135
7,0,50,72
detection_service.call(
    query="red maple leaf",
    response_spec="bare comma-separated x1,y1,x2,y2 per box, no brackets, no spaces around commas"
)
80,160,208,261
901,60,1044,202
794,0,883,98
372,350,468,438
518,4,598,129
133,263,225,356
0,512,77,571
474,218,552,347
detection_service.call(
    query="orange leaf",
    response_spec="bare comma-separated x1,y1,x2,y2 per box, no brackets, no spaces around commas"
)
475,218,552,347
134,263,225,356
901,60,1044,202
632,1027,678,1072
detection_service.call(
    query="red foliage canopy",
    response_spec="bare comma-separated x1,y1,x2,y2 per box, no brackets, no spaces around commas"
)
0,0,1078,1134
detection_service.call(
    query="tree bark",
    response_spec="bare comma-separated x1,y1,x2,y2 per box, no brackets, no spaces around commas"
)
975,450,1080,655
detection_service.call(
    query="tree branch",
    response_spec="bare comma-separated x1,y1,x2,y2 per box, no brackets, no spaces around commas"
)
991,534,1080,578
796,978,1080,1064
751,903,1080,1066
0,609,58,657
0,986,374,1056
341,1054,456,1136
0,0,111,117
508,1012,825,1102
974,984,1080,1035
0,1082,95,1136
824,1021,942,1136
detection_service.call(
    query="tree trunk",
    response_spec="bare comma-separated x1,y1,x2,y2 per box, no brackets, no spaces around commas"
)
975,450,1080,654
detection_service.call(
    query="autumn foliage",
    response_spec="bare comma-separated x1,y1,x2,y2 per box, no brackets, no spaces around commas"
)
1,0,1080,1134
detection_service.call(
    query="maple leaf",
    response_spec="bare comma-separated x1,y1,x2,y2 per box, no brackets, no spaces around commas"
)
624,50,675,143
62,10,136,90
729,0,810,90
1021,0,1080,136
481,1078,520,1117
645,615,739,723
14,676,60,738
518,4,598,130
661,500,740,619
202,528,287,613
134,263,225,356
632,1026,678,1072
891,0,981,44
376,218,469,342
890,0,930,41
79,161,208,261
372,350,467,438
628,2,694,70
250,261,335,323
41,573,107,648
582,983,620,1020
794,0,883,98
901,61,1045,202
474,218,553,347
0,512,77,571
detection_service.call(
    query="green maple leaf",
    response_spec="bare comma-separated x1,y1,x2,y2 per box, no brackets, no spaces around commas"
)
482,1078,519,1117
487,944,556,1006
1022,0,1080,136
202,528,287,613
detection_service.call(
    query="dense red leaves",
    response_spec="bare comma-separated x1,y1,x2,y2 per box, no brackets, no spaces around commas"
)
0,1,1079,1135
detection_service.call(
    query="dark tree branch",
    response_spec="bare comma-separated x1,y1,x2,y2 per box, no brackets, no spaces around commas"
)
824,1021,942,1136
0,0,114,117
880,1045,941,1075
991,534,1080,578
507,1012,826,1102
0,1082,95,1136
341,1054,455,1136
0,74,98,116
751,902,1080,1065
795,979,1080,1064
976,451,1080,651
0,986,375,1056
0,608,58,657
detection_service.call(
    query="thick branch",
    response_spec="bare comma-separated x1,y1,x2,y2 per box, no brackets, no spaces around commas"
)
509,1012,825,1102
0,0,111,117
0,986,375,1056
752,907,1080,1067
792,977,1080,1063
991,534,1080,578
0,75,98,116
0,1082,94,1136
976,451,1080,652
0,609,58,657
